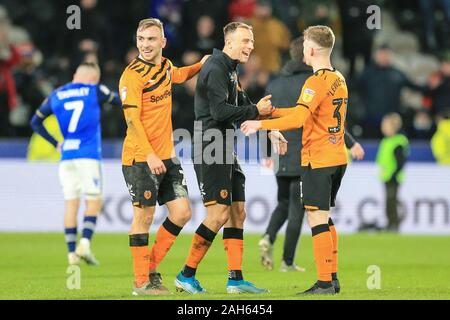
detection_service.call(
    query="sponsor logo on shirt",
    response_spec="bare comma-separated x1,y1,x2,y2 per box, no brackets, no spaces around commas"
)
62,139,81,151
302,88,315,103
150,89,172,103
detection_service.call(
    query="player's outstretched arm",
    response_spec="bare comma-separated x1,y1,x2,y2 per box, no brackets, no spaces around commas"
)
270,106,298,118
171,55,210,84
241,105,311,135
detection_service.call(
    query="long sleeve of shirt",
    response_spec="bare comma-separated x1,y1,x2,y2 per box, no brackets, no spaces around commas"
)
262,74,327,131
271,106,297,118
171,62,202,84
261,105,311,131
30,98,59,147
344,131,356,148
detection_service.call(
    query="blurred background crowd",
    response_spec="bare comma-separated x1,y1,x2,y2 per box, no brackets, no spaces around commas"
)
0,0,449,142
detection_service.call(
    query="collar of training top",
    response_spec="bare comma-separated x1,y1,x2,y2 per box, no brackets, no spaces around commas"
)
212,48,239,71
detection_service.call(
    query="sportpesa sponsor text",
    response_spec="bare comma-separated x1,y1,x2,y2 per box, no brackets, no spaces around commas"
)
150,89,172,103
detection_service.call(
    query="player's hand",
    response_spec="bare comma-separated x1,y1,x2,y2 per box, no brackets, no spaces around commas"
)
56,142,63,153
256,95,273,116
147,153,166,175
268,131,288,155
200,55,211,65
261,157,273,169
241,120,262,136
350,142,365,160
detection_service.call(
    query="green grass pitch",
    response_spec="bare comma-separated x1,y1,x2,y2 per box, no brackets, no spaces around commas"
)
0,233,449,300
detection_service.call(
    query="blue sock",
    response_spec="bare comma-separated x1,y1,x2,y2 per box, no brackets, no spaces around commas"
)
64,227,77,253
82,216,97,240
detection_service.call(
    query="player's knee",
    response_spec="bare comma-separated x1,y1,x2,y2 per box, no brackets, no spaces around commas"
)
85,198,102,214
177,208,192,225
235,208,246,224
214,209,230,226
217,212,229,226
306,211,318,227
135,211,154,228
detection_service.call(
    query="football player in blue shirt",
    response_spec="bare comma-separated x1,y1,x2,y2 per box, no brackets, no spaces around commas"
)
30,62,121,266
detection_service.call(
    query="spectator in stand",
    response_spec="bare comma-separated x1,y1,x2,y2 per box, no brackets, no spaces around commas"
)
357,45,426,138
238,54,269,103
337,0,375,79
172,51,201,135
426,53,450,118
228,0,256,22
187,15,221,56
56,0,113,74
181,0,228,51
0,7,21,136
250,0,291,74
431,109,450,165
13,40,46,137
270,0,301,38
419,0,450,52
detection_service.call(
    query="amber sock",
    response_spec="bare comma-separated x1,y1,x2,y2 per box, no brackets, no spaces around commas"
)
311,224,333,283
223,227,244,280
149,218,182,272
328,218,338,278
182,223,216,277
129,233,150,287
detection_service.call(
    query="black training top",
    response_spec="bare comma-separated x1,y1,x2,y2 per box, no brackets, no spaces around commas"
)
193,48,259,140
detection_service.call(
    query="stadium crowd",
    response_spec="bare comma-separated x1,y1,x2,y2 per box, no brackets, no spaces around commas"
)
0,0,449,141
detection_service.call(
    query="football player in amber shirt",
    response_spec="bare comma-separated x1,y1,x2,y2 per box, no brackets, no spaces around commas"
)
119,18,209,296
242,26,347,295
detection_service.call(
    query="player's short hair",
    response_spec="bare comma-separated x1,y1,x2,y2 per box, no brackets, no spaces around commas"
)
223,21,253,39
290,36,304,62
78,62,100,75
303,25,335,50
137,18,164,36
384,112,403,132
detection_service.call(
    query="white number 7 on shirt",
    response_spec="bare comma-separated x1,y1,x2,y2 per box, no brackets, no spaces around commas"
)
64,100,84,133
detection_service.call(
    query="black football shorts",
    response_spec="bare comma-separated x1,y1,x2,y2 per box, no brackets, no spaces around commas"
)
122,158,188,207
300,164,347,211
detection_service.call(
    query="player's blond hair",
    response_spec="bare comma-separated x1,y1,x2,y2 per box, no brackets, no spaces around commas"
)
383,112,403,133
223,22,253,39
137,18,164,37
303,25,335,50
77,62,101,76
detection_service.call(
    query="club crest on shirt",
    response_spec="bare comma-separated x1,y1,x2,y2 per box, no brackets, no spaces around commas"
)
329,135,337,144
144,190,152,200
220,189,228,199
302,88,315,103
229,72,238,84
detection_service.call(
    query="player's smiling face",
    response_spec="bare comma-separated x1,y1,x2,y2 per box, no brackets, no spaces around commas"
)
136,26,166,64
228,28,254,63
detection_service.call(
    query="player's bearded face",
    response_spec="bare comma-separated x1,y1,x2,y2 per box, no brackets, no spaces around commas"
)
136,26,166,63
230,28,254,63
